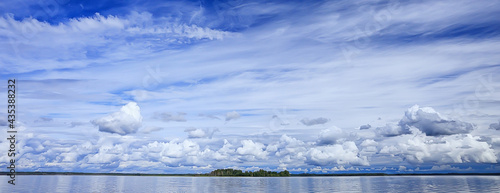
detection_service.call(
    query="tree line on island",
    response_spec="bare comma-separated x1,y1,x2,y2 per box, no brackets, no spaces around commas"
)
208,169,290,177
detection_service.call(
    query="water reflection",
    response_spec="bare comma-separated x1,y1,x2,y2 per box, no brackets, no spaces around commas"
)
2,175,499,193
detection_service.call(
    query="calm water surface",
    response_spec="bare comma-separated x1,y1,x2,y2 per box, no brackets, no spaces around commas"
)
1,175,499,193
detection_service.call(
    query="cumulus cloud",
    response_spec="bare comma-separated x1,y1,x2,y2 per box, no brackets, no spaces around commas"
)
301,117,329,126
380,128,498,164
360,139,378,147
359,124,371,130
86,143,124,164
184,128,219,138
430,165,470,171
154,112,187,122
360,139,378,155
306,141,369,166
489,120,500,130
138,140,203,166
376,123,411,137
316,127,345,145
225,111,240,121
267,135,308,168
212,139,237,161
236,140,268,160
77,138,210,169
91,102,143,135
400,105,474,136
308,166,361,173
377,105,474,136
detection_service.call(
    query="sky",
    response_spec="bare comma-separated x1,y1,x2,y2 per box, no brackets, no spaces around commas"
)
0,0,500,174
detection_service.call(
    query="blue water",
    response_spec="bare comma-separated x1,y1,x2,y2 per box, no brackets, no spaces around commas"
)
1,175,499,192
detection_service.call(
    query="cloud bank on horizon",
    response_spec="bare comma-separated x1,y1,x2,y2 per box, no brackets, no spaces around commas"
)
0,0,500,174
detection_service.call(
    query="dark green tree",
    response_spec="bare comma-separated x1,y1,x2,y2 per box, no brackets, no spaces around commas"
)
208,169,290,177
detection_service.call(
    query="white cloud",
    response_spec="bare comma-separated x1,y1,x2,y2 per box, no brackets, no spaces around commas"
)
136,139,209,167
92,102,143,135
184,128,219,138
86,144,123,164
154,112,187,122
379,145,399,155
389,128,497,164
225,111,241,121
308,166,361,173
377,105,474,136
2,0,500,173
400,105,474,136
212,139,236,161
376,123,411,137
430,165,463,171
316,127,345,145
306,141,369,166
0,11,235,74
186,129,205,138
270,135,308,168
236,140,268,160
360,139,378,147
141,126,164,134
301,117,329,126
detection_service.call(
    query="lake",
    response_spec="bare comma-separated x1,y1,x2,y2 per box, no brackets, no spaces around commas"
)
1,175,499,192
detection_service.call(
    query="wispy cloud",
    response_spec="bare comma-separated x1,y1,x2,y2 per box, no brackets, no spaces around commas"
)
154,112,187,122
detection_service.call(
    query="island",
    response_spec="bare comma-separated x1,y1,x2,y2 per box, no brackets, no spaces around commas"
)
208,169,290,177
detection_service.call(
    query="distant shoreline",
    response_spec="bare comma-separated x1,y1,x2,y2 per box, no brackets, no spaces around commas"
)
2,172,499,177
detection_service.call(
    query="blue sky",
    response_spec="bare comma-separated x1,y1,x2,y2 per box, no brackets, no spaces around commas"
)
1,0,500,174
